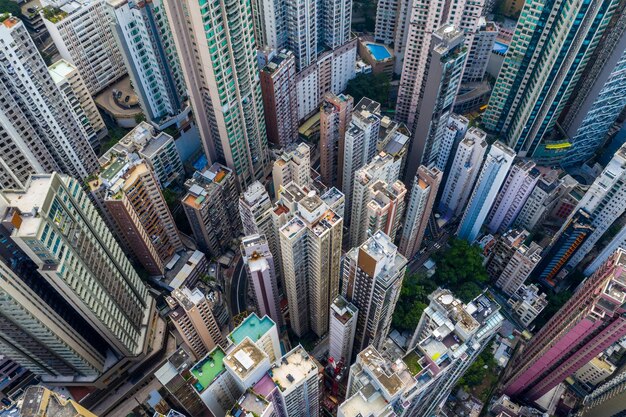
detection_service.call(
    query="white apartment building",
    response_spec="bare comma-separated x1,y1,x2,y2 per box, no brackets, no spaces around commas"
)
342,231,407,354
438,128,488,218
329,295,358,363
495,241,542,296
48,59,106,151
279,189,343,337
295,40,357,121
1,174,153,358
108,0,188,125
349,153,403,248
342,98,382,218
403,290,503,416
41,0,126,94
507,284,548,328
436,113,469,173
0,17,98,185
399,166,443,260
462,18,498,83
486,161,540,234
457,141,515,242
272,143,311,193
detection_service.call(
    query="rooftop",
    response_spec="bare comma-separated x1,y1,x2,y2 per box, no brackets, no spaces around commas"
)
338,385,390,417
331,295,357,324
228,390,272,417
223,338,268,380
230,313,275,345
358,347,409,397
270,346,318,392
48,59,75,83
191,347,226,392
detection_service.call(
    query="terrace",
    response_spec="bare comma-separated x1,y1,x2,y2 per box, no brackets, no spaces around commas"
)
191,348,226,392
223,338,268,380
230,313,275,345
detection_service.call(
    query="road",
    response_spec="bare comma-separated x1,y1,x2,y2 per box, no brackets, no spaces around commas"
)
230,256,247,316
407,230,451,275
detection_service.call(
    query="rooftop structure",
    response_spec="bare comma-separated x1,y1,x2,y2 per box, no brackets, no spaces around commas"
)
270,345,319,393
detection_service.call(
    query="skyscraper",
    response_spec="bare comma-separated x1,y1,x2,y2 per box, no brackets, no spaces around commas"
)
279,187,343,337
560,10,626,166
108,0,188,126
348,152,403,248
272,143,311,193
461,18,497,83
329,295,358,363
483,0,620,157
48,59,107,152
486,161,540,234
320,93,353,187
260,50,299,148
241,234,283,328
41,0,127,94
0,234,108,380
503,249,626,402
400,24,468,180
90,156,183,276
0,16,98,184
559,143,626,269
182,164,242,257
341,98,381,216
403,289,503,416
167,286,226,359
0,173,154,360
534,209,593,287
399,165,443,260
342,231,407,355
438,128,488,218
457,141,515,242
164,0,269,187
349,178,406,249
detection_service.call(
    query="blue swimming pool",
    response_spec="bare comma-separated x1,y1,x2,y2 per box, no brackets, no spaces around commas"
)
366,43,392,61
193,153,208,171
493,41,509,54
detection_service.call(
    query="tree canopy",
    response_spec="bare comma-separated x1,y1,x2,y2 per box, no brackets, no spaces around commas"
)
392,272,437,331
0,0,21,17
346,73,391,107
432,238,488,303
457,347,497,388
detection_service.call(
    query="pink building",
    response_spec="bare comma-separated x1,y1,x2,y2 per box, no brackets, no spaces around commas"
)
503,248,626,402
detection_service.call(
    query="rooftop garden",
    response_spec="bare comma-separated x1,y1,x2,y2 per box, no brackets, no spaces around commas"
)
42,6,67,23
404,351,423,376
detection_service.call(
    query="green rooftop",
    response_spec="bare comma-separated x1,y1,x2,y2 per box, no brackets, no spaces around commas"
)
191,347,226,392
404,350,423,376
229,313,275,345
100,157,126,181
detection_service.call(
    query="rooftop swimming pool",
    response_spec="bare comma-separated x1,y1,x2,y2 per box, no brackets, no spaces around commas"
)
493,41,509,54
230,313,275,345
366,43,392,61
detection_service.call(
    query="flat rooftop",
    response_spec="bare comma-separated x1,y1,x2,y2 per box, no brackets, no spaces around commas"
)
230,314,275,345
48,59,75,83
270,346,318,392
339,384,390,417
191,347,226,392
224,338,268,380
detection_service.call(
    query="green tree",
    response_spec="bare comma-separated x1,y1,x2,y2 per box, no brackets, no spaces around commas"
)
0,0,22,17
433,238,488,302
392,273,436,331
346,73,391,107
